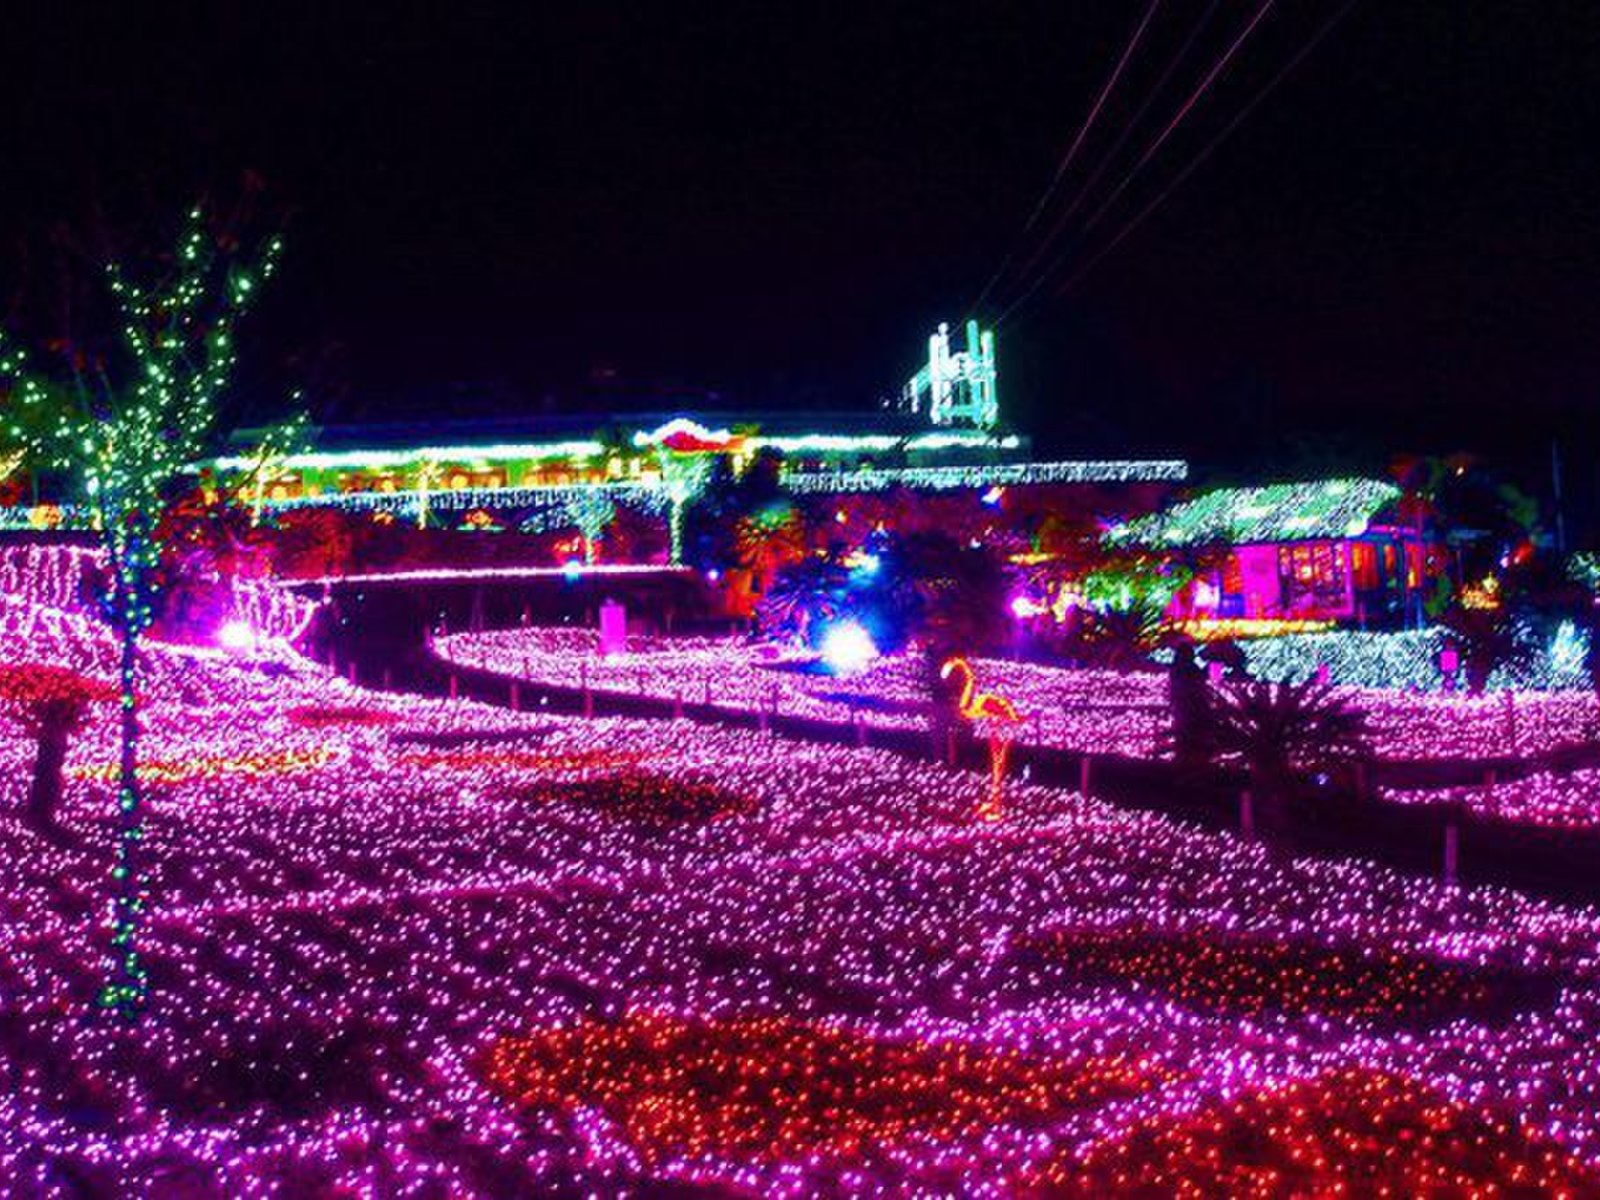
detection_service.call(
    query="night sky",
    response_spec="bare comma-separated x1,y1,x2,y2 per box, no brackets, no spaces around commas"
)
3,2,1597,485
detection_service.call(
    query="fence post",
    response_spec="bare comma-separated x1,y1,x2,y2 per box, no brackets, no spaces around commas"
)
855,716,867,748
448,674,458,701
946,728,958,768
1079,755,1092,797
509,681,520,711
674,689,685,720
1240,790,1255,839
1443,817,1460,886
382,667,393,691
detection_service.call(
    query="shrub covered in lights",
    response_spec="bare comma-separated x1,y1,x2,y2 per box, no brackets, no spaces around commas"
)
1234,623,1591,691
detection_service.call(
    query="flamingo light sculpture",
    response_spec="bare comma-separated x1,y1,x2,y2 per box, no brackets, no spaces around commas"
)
940,656,1021,821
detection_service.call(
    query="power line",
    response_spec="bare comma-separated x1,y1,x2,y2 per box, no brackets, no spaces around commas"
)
991,0,1227,325
1076,0,1275,240
1054,0,1360,299
998,0,1275,327
969,0,1162,318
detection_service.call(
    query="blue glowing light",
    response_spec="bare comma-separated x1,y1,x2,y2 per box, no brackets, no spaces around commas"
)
819,621,879,675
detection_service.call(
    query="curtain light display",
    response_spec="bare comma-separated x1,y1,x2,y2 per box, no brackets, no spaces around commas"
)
198,456,1187,522
784,458,1187,495
275,480,668,523
0,543,103,610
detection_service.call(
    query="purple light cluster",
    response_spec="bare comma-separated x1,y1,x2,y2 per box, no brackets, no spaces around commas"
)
1386,768,1600,832
1353,686,1598,761
4,594,1600,1192
435,626,1600,765
434,627,1170,757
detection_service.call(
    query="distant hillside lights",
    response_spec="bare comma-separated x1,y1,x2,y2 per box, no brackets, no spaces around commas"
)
901,320,999,430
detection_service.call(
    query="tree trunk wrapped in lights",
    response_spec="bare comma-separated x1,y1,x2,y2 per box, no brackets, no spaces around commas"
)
657,450,713,566
563,489,617,564
1,203,291,1020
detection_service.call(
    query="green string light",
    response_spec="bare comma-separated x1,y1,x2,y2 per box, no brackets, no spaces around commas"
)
3,205,285,1022
1110,478,1402,549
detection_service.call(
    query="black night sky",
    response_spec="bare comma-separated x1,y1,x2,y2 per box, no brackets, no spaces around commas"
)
3,3,1597,489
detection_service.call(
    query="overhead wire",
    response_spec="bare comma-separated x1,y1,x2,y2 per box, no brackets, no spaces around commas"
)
995,1,1356,329
985,0,1227,324
969,0,1163,317
1051,0,1360,299
996,0,1276,327
1075,0,1276,240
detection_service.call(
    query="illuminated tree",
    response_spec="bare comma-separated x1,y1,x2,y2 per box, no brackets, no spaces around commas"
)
657,450,714,566
735,503,807,592
563,489,616,564
413,456,444,530
230,411,311,526
757,554,850,643
1,205,284,1019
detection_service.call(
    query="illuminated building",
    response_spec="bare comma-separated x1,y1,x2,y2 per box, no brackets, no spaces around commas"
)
185,322,1183,523
1110,478,1444,626
897,319,998,429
